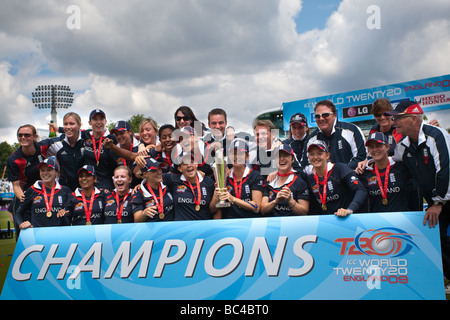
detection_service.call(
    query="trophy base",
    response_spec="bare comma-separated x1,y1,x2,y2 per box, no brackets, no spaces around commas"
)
215,201,231,208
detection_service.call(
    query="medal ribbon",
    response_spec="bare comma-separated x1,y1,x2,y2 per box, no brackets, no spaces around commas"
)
42,183,56,215
186,176,201,208
374,163,390,202
114,191,130,222
313,165,334,209
146,182,164,214
81,189,95,223
230,173,250,200
277,171,294,177
91,133,104,165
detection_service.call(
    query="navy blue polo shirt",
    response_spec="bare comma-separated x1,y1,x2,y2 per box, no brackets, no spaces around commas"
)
305,162,367,215
263,172,310,216
14,181,72,228
358,158,411,212
222,168,264,219
164,172,216,221
66,187,106,225
131,180,175,222
104,189,134,224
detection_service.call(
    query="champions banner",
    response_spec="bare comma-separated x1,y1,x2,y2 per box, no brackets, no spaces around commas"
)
1,212,445,300
282,74,450,130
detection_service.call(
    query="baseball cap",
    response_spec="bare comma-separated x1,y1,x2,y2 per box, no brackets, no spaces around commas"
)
386,100,423,116
78,165,96,176
38,157,59,171
89,109,106,120
111,120,131,134
289,113,308,126
143,158,167,172
274,144,295,156
365,132,389,146
307,140,329,153
228,138,249,153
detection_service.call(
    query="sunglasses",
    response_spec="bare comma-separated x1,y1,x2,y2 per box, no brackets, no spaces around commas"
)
17,133,33,138
314,112,334,119
392,114,413,121
176,116,190,122
374,112,391,118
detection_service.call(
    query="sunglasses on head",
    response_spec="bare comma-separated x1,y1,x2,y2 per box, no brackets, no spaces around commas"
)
314,112,334,119
176,116,190,122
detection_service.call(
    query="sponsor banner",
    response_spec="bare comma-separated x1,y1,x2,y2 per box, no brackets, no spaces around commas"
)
282,74,450,130
1,212,445,300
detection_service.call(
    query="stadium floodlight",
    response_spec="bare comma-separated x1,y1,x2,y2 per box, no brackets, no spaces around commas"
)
31,84,74,125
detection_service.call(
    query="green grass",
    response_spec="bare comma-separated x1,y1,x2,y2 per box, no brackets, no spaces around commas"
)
0,210,16,295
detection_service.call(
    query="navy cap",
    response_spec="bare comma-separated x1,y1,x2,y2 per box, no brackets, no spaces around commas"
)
307,140,329,153
289,113,308,126
78,165,96,176
365,132,389,146
111,120,131,134
143,158,167,172
38,157,59,171
386,100,423,116
274,144,295,156
228,138,249,153
89,109,106,120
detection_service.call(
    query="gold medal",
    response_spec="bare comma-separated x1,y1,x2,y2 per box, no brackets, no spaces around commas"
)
46,211,52,218
195,205,200,211
117,219,122,224
382,198,388,205
322,204,327,211
159,212,165,220
86,221,92,225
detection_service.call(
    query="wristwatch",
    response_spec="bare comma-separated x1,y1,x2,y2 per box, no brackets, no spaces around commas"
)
433,201,446,206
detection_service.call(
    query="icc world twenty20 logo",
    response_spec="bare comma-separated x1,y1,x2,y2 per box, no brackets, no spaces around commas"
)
335,227,419,257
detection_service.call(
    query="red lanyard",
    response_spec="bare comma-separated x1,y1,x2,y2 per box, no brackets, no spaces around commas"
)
146,182,164,214
277,171,294,177
230,174,249,200
374,163,390,205
313,165,334,211
186,176,201,211
82,189,95,225
42,183,56,218
91,133,104,165
162,151,172,168
114,191,130,223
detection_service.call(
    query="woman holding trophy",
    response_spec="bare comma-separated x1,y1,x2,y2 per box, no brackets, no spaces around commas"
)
214,138,264,219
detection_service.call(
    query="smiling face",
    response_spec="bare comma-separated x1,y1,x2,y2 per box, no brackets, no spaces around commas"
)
208,114,227,139
290,122,308,140
89,114,107,136
367,141,389,162
276,150,294,173
179,160,198,181
314,104,336,136
113,167,132,194
140,122,157,145
39,166,58,185
143,168,163,186
78,171,96,189
114,130,132,148
63,115,81,140
160,127,175,152
17,126,37,147
307,146,330,169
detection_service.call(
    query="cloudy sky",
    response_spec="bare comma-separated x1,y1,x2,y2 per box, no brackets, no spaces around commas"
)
1,0,449,144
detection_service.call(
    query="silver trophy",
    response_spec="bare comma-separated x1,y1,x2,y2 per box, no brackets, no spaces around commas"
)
212,152,231,208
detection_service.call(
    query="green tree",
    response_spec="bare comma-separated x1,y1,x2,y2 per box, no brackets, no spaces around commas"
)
0,141,17,179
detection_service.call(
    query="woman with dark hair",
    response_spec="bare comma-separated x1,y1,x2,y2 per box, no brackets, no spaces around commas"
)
174,106,206,134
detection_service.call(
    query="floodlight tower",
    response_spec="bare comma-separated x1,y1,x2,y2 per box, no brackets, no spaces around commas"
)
31,85,74,125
